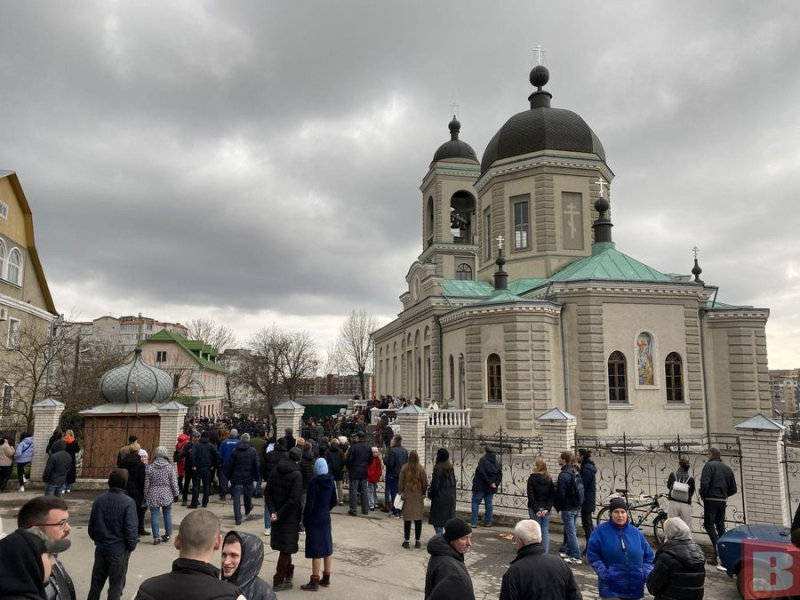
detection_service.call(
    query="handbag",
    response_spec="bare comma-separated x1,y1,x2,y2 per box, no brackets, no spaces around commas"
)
393,493,404,511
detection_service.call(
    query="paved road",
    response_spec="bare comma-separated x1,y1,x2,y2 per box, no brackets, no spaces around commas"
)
0,489,740,599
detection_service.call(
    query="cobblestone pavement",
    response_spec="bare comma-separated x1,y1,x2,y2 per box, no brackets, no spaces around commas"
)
0,489,740,599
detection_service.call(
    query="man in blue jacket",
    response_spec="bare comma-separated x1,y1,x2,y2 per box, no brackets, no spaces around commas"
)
219,429,240,501
88,469,139,600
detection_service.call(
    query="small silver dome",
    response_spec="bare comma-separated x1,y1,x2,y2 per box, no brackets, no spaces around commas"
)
99,347,174,404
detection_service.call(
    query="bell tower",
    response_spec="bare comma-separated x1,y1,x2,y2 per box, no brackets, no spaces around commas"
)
419,116,481,281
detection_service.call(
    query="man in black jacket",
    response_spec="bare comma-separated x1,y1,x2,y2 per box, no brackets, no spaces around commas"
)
88,470,138,600
43,440,72,498
500,520,581,600
345,431,372,516
425,518,475,600
265,446,304,591
577,449,597,553
699,447,737,567
135,509,244,600
190,431,221,508
554,451,582,564
470,446,502,527
227,433,260,526
262,439,289,536
385,435,408,515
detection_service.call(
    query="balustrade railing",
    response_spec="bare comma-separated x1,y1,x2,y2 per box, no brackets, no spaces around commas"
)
428,408,471,428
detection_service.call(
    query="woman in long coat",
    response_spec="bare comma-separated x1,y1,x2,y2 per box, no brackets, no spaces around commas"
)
427,448,456,535
300,458,338,591
398,449,427,549
120,443,148,535
144,446,180,545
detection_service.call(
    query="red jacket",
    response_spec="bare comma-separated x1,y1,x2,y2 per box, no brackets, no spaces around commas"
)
367,456,382,484
175,433,190,476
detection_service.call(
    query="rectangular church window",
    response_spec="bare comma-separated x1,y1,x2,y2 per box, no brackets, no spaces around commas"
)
513,196,530,250
484,209,492,259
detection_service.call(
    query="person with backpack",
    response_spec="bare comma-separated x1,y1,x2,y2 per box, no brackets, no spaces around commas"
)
666,458,695,528
554,450,583,565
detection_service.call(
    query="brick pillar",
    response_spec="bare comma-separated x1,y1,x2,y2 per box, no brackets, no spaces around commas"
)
275,400,305,442
537,408,577,463
31,399,66,484
158,401,188,453
396,405,428,464
735,414,790,526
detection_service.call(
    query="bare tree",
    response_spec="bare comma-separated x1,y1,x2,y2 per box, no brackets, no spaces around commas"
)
52,336,126,415
232,326,287,422
280,331,319,400
0,318,73,430
185,318,237,351
335,309,376,400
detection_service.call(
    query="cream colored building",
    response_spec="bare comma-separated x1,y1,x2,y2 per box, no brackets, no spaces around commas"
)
139,330,226,418
0,171,59,426
371,65,770,437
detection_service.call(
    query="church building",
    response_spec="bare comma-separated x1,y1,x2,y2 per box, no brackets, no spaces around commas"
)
371,64,771,437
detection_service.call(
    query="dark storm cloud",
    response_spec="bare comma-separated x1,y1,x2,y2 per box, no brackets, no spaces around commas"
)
1,1,799,364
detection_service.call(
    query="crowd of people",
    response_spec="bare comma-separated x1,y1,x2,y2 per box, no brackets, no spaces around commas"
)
0,412,746,600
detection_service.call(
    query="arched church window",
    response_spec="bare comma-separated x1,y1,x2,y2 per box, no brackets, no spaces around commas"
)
487,353,502,402
608,351,628,403
426,197,434,247
665,352,684,403
456,263,472,281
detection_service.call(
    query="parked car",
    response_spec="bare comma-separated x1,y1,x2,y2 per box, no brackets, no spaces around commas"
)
717,523,794,599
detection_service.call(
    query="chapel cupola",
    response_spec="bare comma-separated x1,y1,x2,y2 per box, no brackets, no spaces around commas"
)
431,116,479,166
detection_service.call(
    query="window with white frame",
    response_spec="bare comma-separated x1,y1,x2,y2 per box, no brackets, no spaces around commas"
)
7,318,19,349
156,351,168,363
512,196,530,250
0,200,7,219
7,249,21,285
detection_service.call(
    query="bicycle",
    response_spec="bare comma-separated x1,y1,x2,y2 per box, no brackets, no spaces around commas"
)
595,488,668,546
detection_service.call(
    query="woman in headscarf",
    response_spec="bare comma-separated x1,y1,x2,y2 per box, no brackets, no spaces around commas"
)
144,446,180,545
427,448,456,535
300,458,338,591
646,517,705,600
399,449,428,549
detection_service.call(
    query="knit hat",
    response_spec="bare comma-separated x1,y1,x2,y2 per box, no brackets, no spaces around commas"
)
436,448,450,463
289,447,302,461
664,517,692,541
26,528,71,554
372,446,379,455
443,518,472,542
314,458,329,476
154,446,169,459
138,449,149,460
609,497,628,513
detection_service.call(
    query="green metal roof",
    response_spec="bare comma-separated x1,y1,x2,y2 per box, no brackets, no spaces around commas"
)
484,289,526,304
546,242,672,283
143,330,227,373
508,278,547,295
441,279,494,298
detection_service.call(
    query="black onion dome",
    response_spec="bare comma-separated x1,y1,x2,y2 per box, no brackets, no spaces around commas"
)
431,115,478,164
480,66,605,174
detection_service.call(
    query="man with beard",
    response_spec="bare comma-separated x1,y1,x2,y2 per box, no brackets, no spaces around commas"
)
18,496,76,600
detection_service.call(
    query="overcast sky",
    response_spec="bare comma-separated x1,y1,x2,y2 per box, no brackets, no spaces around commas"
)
1,2,798,369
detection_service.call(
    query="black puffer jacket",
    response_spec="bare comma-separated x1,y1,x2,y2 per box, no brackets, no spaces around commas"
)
580,459,597,512
472,452,502,494
43,441,73,487
265,459,303,555
424,534,475,600
646,538,706,600
300,452,315,490
263,446,288,482
222,531,277,600
527,472,555,513
227,441,259,485
120,452,146,506
135,558,244,600
427,465,456,527
191,438,221,470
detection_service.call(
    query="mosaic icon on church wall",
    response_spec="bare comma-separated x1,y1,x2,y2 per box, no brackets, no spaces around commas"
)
636,332,655,386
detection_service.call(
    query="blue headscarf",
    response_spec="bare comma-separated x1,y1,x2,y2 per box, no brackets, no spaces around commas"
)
314,457,329,476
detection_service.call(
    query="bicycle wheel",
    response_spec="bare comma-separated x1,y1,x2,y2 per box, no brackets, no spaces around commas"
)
596,506,610,526
652,513,667,546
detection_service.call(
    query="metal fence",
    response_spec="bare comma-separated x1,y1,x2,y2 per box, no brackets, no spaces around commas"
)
781,437,800,509
424,427,543,511
576,431,745,532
